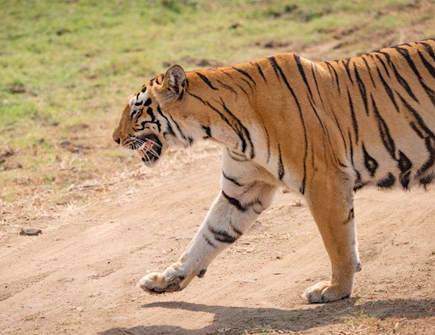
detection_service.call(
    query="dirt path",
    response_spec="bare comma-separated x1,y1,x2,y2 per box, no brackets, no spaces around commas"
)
0,146,434,335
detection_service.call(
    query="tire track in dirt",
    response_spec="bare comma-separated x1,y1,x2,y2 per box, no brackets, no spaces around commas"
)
0,271,53,302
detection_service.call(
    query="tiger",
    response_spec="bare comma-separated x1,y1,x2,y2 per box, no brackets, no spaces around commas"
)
112,39,435,303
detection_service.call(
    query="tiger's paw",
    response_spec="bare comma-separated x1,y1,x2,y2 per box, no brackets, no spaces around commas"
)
138,264,185,294
302,281,351,303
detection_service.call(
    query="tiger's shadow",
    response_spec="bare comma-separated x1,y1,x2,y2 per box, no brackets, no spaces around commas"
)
99,298,434,335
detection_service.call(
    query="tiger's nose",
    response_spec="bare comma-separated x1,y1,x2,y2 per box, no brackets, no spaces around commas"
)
112,132,121,145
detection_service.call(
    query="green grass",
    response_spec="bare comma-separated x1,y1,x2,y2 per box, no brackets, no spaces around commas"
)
0,0,433,202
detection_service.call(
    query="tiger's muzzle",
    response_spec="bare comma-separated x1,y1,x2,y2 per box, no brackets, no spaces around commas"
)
133,134,163,164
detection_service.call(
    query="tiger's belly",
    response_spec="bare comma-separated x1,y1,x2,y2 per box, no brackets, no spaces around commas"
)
352,141,435,191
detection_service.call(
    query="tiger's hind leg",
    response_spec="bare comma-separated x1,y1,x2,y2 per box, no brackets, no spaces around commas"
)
302,171,361,303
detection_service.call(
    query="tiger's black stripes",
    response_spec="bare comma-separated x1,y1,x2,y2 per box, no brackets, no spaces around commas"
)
222,191,246,212
377,173,396,188
307,95,342,169
277,144,284,180
267,57,281,81
134,108,143,120
202,125,212,139
307,95,327,134
395,46,435,105
398,151,412,189
236,84,249,97
311,64,324,105
325,61,341,94
196,72,218,90
269,56,308,194
146,107,154,120
227,149,250,162
190,92,253,159
222,171,243,187
156,105,176,137
378,51,393,69
216,79,238,96
417,137,435,178
202,234,216,248
396,92,435,139
374,54,391,77
307,96,344,169
295,54,313,100
169,115,192,145
155,119,162,132
362,143,378,177
130,109,139,120
197,269,207,278
395,46,424,80
344,207,354,225
229,219,243,236
396,92,435,177
371,94,396,159
348,130,363,190
263,124,271,163
417,50,435,78
220,99,255,159
419,41,435,61
409,121,425,139
132,121,146,132
389,58,419,103
420,173,435,188
240,77,254,92
347,88,359,143
325,61,336,87
204,99,247,153
353,63,370,115
233,66,257,87
208,226,237,243
221,70,234,82
330,109,348,152
342,58,354,84
375,66,400,113
371,93,416,189
254,62,267,83
137,106,161,132
361,55,377,88
313,68,343,169
187,91,207,105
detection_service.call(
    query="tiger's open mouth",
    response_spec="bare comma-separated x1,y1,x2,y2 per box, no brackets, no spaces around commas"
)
135,134,162,163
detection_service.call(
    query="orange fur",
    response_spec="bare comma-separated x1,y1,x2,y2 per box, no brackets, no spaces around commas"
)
113,39,435,302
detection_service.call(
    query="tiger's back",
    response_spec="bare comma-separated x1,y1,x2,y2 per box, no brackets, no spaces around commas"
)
240,39,435,194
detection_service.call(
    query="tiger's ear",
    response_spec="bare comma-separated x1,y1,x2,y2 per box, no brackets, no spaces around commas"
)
160,65,187,102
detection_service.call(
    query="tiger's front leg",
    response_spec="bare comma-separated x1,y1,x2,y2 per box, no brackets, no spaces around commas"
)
302,171,361,303
138,170,277,294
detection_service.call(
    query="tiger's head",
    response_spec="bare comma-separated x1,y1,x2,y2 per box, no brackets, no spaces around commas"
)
112,65,189,166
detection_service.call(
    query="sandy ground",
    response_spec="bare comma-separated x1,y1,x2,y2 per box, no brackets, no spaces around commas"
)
0,144,434,335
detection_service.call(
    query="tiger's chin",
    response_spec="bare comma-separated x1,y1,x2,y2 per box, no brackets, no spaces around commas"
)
136,133,163,166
